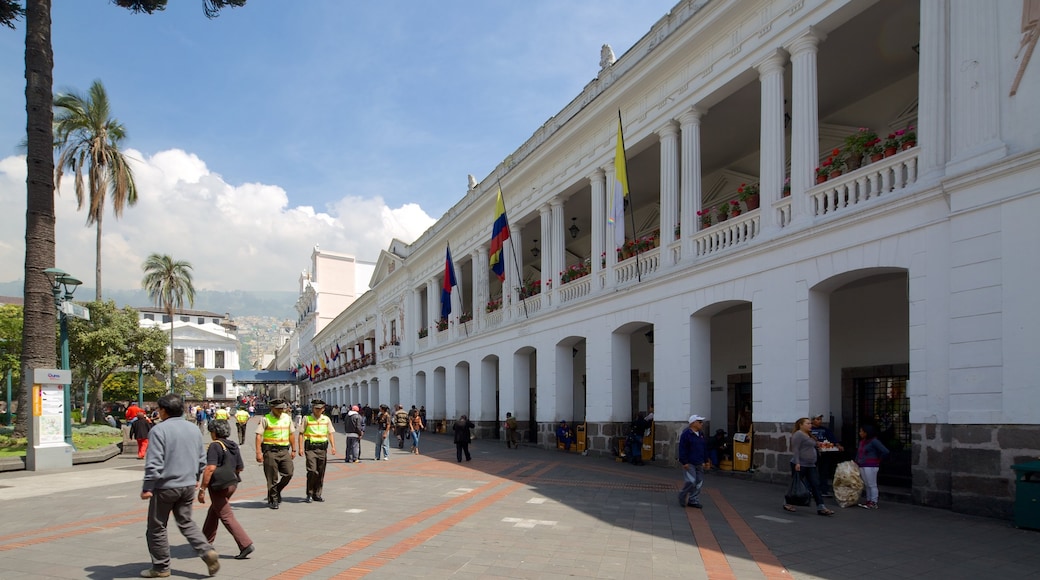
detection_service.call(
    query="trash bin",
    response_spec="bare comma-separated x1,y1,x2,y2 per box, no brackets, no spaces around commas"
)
576,423,587,454
732,431,752,472
1011,460,1040,530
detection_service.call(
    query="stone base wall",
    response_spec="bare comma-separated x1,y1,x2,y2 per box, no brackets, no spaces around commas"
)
506,421,687,461
749,421,1040,521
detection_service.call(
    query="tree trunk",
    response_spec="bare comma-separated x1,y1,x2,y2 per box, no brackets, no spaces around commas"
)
87,376,104,424
95,214,103,301
15,0,56,439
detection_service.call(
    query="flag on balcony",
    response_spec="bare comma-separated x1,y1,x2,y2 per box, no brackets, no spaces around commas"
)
441,243,458,320
609,112,630,249
490,188,510,281
333,342,341,361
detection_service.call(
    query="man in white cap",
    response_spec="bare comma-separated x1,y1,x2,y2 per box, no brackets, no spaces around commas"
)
677,414,710,508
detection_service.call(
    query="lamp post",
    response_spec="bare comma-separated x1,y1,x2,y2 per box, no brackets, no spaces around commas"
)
43,268,82,447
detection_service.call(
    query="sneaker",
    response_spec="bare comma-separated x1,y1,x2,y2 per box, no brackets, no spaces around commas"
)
235,544,255,560
305,495,312,503
868,501,879,510
140,569,171,578
687,502,703,509
201,549,220,576
858,502,871,509
678,495,687,507
313,496,325,502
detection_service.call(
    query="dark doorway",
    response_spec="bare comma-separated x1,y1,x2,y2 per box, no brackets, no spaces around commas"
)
727,374,753,436
852,372,911,490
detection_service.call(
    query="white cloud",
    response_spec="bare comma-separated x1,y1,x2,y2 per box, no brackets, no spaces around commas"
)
0,150,436,293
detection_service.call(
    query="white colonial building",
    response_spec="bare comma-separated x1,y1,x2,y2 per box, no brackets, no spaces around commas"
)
138,307,241,400
281,0,1040,519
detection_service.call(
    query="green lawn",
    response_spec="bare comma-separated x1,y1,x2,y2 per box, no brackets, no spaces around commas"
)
0,424,123,456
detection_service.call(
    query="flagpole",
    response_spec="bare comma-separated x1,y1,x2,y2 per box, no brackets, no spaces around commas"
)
498,179,528,319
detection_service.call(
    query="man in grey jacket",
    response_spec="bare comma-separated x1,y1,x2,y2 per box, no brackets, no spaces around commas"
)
140,394,220,578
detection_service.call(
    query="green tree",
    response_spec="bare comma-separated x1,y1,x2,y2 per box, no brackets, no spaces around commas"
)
4,0,247,440
173,367,208,401
53,79,138,303
68,300,167,422
0,304,23,424
141,254,195,391
102,371,167,405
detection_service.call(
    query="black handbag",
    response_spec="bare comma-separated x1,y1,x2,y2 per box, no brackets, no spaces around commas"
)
785,470,812,506
208,440,240,491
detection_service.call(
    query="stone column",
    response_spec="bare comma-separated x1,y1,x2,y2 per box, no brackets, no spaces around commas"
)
473,246,488,327
945,0,1007,173
550,197,564,296
426,280,437,336
658,120,679,266
589,168,606,284
786,29,825,223
605,160,620,288
539,203,552,298
757,49,787,232
679,107,704,260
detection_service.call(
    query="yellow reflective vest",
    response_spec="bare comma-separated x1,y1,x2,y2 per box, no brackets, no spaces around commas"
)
235,409,250,424
302,415,332,443
262,412,293,446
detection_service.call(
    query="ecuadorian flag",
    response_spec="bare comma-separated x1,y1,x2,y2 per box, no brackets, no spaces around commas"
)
489,189,510,281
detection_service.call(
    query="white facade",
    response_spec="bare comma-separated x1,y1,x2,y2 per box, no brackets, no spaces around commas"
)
286,0,1040,519
138,308,241,399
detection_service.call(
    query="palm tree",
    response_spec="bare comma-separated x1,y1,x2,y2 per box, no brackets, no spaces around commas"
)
141,254,195,392
53,80,138,302
6,1,246,438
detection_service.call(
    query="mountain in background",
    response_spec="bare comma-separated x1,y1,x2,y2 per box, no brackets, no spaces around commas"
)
0,279,297,320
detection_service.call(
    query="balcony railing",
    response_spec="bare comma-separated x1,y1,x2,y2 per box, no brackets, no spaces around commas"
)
693,211,760,258
404,147,923,354
811,148,918,217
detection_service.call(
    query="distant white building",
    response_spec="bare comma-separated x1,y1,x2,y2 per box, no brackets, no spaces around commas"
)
138,307,241,399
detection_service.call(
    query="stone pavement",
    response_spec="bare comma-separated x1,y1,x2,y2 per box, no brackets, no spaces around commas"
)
1,421,1038,579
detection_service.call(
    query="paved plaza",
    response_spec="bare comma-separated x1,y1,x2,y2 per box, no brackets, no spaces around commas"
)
1,421,1037,579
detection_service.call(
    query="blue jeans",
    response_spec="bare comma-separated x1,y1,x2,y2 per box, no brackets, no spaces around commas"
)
678,465,704,505
376,434,390,459
411,430,421,450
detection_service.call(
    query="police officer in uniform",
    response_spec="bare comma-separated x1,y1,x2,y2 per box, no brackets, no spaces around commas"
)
255,399,297,509
234,406,250,445
298,399,336,502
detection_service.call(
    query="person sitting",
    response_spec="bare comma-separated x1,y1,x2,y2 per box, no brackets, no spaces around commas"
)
556,420,574,451
626,412,649,465
708,428,731,469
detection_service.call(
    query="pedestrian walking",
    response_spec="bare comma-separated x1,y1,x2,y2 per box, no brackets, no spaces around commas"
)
856,425,890,510
453,415,476,462
677,414,710,508
505,412,519,449
394,404,409,449
784,417,835,516
345,405,364,462
409,408,424,454
255,399,297,509
299,399,336,502
139,394,220,578
199,419,254,561
234,406,250,445
375,405,392,460
130,411,152,460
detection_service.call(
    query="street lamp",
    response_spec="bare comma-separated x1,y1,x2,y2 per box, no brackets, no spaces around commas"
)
43,268,82,447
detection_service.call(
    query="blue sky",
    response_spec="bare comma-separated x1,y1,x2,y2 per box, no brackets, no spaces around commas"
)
0,1,676,292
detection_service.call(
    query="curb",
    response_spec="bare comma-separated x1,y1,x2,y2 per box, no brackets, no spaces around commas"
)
0,443,123,472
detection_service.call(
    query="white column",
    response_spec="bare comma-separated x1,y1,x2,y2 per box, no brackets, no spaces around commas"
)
658,121,679,267
507,228,522,319
786,29,824,222
539,203,552,297
757,49,787,232
589,168,606,284
679,107,704,260
426,280,437,334
550,197,564,296
473,246,487,326
605,160,620,288
945,0,1007,173
917,0,947,180
406,288,417,350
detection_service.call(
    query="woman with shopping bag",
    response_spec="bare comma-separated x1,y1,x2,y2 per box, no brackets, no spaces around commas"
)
783,417,835,516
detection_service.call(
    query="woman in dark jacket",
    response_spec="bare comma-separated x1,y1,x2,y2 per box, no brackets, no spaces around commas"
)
453,415,476,462
199,419,254,560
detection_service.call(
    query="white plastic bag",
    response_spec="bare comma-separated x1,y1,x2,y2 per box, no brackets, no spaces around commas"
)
832,460,864,508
